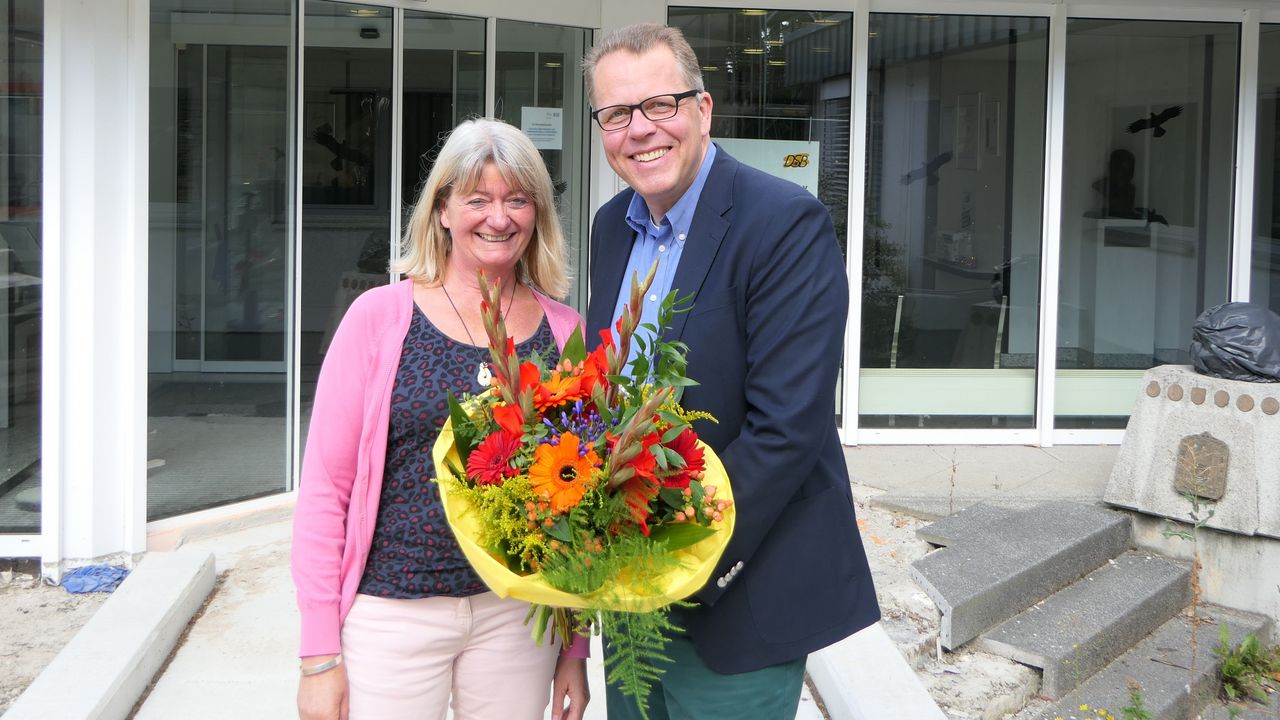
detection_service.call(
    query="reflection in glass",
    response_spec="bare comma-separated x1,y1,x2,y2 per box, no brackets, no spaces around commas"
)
0,0,42,533
299,1,393,432
495,20,590,308
148,1,293,519
1253,25,1280,313
859,14,1049,428
670,8,853,255
670,8,854,422
1057,19,1238,428
401,12,485,218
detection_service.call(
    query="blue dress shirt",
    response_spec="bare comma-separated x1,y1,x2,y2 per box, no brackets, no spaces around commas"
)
610,144,718,371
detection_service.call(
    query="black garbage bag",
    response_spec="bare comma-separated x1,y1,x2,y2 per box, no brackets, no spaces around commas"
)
1189,302,1280,382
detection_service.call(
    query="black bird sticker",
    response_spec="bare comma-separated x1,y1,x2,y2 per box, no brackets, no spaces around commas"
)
1143,208,1168,228
312,123,371,171
900,151,954,186
1126,106,1183,138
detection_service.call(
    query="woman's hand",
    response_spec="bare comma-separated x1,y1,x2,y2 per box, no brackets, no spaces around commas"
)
550,655,589,720
297,655,349,720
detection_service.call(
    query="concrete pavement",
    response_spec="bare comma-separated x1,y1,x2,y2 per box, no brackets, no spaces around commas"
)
18,445,1118,719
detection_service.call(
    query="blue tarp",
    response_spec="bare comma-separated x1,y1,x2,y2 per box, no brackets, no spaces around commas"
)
61,565,129,594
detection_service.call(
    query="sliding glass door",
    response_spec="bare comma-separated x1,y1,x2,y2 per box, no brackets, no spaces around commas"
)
859,13,1049,429
1056,19,1238,429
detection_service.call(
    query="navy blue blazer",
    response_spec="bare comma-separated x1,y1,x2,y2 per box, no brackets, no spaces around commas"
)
586,147,880,674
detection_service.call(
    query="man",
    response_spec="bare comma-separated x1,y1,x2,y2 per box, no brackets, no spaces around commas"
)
582,23,880,719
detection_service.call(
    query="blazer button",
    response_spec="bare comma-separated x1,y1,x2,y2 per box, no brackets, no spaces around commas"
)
716,577,727,588
734,561,744,571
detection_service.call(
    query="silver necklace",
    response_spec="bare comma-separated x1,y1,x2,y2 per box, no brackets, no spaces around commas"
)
440,280,513,386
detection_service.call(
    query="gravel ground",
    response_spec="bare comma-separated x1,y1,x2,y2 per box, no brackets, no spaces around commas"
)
0,561,107,714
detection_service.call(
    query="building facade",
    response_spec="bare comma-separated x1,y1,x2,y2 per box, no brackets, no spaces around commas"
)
2,0,1279,570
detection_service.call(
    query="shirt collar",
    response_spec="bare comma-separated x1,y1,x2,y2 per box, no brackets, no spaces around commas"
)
623,143,718,243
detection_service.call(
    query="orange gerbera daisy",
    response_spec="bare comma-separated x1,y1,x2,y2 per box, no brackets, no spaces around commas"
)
534,371,586,412
529,433,601,513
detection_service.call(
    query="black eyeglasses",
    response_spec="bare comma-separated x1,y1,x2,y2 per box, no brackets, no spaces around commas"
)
590,90,701,131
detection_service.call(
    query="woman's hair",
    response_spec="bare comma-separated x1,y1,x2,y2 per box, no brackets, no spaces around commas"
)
395,117,570,298
582,23,705,106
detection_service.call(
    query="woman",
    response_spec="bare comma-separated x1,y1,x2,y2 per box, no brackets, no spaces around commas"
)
292,118,589,720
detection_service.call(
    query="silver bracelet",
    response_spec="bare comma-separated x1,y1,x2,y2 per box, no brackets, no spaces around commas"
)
300,655,342,677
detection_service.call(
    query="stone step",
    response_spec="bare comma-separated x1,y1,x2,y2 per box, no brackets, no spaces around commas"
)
977,550,1190,699
1014,604,1272,720
910,501,1131,649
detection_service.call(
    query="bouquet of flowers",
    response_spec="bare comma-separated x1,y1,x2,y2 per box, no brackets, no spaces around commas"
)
431,266,734,717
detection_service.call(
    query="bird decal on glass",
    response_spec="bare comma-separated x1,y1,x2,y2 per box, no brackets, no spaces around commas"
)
312,123,371,171
1126,105,1183,138
900,151,954,186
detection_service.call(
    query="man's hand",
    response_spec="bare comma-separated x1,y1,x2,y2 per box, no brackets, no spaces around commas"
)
297,655,349,720
550,655,589,720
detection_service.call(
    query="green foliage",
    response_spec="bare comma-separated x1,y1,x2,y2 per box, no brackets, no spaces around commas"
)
1160,490,1217,542
648,522,716,552
1215,625,1280,704
561,325,587,365
618,288,696,404
600,607,687,720
1119,680,1152,720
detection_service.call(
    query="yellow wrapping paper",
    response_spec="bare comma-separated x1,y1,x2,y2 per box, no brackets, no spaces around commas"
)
432,416,734,613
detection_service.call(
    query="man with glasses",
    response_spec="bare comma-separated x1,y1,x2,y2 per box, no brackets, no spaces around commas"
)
582,23,880,720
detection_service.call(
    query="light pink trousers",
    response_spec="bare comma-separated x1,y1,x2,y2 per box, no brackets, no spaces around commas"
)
341,592,558,720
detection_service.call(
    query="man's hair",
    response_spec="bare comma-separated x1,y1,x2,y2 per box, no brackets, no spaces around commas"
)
582,23,705,106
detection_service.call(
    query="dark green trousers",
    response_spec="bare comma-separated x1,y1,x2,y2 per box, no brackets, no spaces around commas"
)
604,631,806,720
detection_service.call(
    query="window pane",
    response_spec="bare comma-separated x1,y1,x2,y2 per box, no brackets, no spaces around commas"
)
401,12,485,218
670,8,854,422
0,0,42,533
494,19,591,308
148,1,294,519
1253,24,1280,312
298,1,393,450
670,8,852,255
1057,19,1238,428
859,13,1049,429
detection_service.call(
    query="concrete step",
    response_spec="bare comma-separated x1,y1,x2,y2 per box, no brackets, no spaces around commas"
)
977,551,1190,699
910,501,1131,649
5,547,216,720
1015,603,1272,720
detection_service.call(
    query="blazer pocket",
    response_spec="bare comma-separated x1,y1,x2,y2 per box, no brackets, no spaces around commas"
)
687,285,739,318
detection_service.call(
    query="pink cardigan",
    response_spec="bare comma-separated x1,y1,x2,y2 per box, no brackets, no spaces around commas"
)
292,278,584,657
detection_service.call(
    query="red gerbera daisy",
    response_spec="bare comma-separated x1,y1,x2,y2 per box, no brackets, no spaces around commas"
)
466,432,521,486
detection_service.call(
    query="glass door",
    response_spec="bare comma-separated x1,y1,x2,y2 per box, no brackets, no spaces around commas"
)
494,19,592,307
1253,23,1280,313
858,13,1050,430
148,1,294,519
298,4,490,445
1056,18,1238,429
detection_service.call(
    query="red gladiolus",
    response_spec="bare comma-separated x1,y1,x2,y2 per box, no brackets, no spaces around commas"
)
467,432,521,486
493,403,524,437
661,428,705,490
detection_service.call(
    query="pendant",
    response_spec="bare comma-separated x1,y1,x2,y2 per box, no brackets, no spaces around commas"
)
476,363,493,386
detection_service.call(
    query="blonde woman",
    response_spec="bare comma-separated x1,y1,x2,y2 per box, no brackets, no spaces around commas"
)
293,118,588,720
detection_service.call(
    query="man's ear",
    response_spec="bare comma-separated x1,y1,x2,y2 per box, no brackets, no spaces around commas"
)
698,91,714,135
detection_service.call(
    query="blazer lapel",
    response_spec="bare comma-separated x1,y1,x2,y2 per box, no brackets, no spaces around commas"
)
586,190,637,335
666,149,734,344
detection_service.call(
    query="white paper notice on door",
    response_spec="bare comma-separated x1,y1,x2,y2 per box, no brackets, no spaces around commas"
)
521,107,563,150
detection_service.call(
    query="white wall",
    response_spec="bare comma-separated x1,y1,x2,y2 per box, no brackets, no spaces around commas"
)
42,0,149,571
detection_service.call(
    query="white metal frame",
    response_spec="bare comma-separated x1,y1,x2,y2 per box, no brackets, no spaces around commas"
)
38,0,67,563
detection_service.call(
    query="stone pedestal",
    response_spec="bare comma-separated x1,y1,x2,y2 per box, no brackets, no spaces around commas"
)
1105,365,1280,538
1106,365,1280,624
